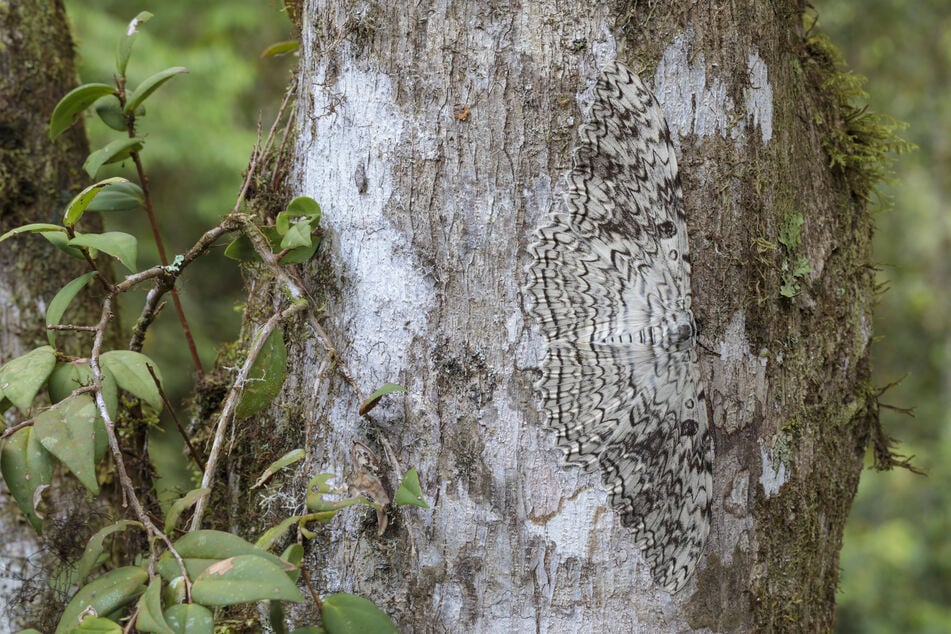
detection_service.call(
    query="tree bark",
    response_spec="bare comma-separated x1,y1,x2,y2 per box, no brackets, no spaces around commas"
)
233,1,873,631
0,1,104,627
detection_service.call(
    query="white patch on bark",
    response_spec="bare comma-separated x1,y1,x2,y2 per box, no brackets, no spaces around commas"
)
296,64,435,425
746,51,774,143
653,33,774,148
760,445,790,496
713,311,768,434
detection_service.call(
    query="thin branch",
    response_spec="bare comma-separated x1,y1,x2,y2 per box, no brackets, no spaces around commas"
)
129,150,204,376
126,220,240,351
147,363,206,467
45,324,99,332
189,301,307,530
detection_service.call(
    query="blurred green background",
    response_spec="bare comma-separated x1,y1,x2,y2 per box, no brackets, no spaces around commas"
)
818,1,951,632
63,1,948,630
66,0,295,403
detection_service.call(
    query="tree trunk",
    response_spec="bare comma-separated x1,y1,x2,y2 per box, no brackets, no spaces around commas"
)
0,0,104,627
234,1,874,631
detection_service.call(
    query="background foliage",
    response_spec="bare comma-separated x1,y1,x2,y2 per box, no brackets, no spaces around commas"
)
67,0,295,402
816,1,951,632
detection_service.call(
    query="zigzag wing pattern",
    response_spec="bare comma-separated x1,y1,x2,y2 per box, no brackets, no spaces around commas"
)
527,62,713,593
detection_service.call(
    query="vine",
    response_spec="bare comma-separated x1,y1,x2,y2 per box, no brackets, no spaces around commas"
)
0,12,424,634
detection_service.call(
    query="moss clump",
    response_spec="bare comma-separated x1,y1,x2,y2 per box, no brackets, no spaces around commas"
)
803,31,915,203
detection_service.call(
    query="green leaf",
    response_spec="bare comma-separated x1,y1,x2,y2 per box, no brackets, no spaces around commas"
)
0,223,66,245
394,468,430,509
83,137,146,178
156,530,289,581
76,520,144,584
69,232,138,272
34,393,100,494
100,350,164,410
261,40,300,59
0,427,53,531
280,220,312,250
41,230,86,259
86,180,145,212
286,196,321,222
224,226,320,265
75,616,122,633
191,554,304,606
125,67,188,114
63,177,129,227
255,516,302,552
289,628,325,634
116,11,154,76
235,329,287,419
94,96,128,131
135,576,175,634
358,383,406,416
46,271,97,347
253,448,305,489
0,345,56,412
321,594,399,634
49,83,117,140
163,604,214,634
164,487,210,533
54,566,148,634
47,361,116,459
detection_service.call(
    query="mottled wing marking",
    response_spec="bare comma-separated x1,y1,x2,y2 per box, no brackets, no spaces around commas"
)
527,62,713,593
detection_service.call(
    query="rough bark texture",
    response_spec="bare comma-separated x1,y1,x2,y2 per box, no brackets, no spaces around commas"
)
231,0,873,631
0,0,103,627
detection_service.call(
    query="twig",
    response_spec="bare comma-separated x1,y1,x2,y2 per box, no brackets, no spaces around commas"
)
189,301,308,530
146,363,206,467
299,564,323,609
127,220,240,351
45,324,98,332
129,150,203,376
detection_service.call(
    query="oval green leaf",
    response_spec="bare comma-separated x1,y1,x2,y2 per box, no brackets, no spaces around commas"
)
100,350,163,410
321,594,399,634
0,345,57,412
46,271,97,347
49,83,117,140
69,232,138,273
0,427,53,531
117,11,154,76
280,220,312,250
63,177,129,227
191,554,304,606
75,616,122,633
54,566,148,634
135,576,175,634
394,468,430,509
35,393,99,494
41,230,86,259
0,223,66,245
163,603,214,634
252,448,305,489
254,515,302,552
235,329,287,419
156,529,289,581
358,383,406,416
261,40,300,59
94,96,127,131
83,138,145,178
48,361,116,459
86,180,145,212
286,196,321,222
76,520,144,584
164,487,210,533
125,66,188,114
